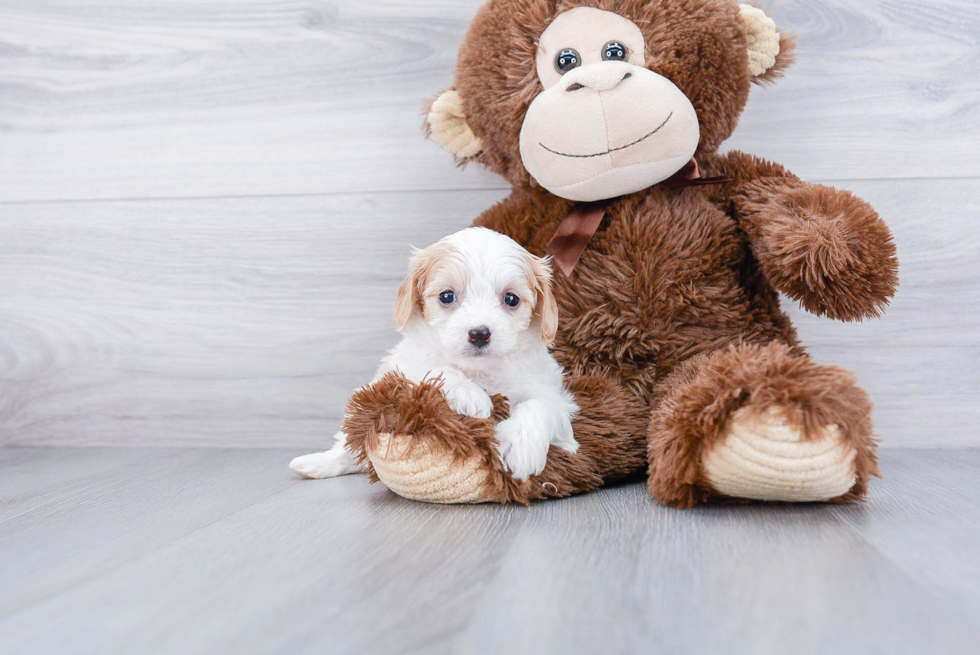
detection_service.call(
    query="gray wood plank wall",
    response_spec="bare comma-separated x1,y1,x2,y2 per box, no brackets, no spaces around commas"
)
0,0,977,448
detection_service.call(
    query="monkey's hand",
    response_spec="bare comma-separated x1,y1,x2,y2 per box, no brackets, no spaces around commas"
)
735,179,899,321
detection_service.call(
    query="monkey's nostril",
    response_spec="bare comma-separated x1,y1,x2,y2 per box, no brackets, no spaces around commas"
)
565,82,585,92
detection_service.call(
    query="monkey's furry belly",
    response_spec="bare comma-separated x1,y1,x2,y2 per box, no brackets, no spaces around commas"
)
548,194,762,394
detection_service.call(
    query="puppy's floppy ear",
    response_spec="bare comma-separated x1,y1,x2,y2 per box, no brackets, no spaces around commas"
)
394,242,455,332
738,4,795,84
529,254,559,346
393,247,425,332
425,89,483,159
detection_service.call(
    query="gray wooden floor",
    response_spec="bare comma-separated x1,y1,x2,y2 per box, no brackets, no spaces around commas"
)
2,2,979,652
0,447,978,654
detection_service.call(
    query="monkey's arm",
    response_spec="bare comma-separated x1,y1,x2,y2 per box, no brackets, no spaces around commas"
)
706,150,899,321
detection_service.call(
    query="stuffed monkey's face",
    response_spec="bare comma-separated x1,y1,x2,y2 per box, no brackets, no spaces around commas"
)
428,1,789,198
519,7,700,202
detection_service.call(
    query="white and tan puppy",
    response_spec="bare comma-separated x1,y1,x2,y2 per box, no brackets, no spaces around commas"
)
290,227,579,481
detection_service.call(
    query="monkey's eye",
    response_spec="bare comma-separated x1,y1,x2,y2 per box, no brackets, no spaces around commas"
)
603,41,627,61
554,49,581,74
503,292,520,308
439,290,456,305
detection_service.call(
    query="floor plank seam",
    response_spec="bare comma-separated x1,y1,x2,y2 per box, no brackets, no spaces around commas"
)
1,174,976,207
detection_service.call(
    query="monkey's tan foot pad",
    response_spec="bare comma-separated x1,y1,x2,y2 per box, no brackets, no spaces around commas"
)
342,371,540,505
365,433,497,504
702,405,857,502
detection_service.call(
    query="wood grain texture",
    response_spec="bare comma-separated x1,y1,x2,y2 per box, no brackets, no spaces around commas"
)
0,178,977,448
785,177,980,447
0,447,978,654
0,448,302,617
0,0,977,449
0,189,505,447
0,0,977,203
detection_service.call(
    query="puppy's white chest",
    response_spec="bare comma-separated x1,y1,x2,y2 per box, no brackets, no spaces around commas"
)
464,368,511,398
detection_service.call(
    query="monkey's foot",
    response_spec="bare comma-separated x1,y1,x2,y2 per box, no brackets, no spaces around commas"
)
702,405,857,502
365,433,495,504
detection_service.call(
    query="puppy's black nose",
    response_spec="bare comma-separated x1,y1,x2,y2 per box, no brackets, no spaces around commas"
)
468,326,491,348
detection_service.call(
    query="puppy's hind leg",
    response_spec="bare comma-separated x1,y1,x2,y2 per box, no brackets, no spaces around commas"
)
289,431,365,479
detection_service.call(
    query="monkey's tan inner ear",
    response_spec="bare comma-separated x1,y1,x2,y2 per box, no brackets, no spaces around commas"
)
739,4,780,76
427,90,483,158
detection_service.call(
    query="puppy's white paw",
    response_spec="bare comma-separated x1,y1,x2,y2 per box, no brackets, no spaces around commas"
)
443,380,494,419
289,450,360,479
495,416,550,481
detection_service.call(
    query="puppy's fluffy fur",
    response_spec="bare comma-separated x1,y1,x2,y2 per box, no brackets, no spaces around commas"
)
290,227,579,481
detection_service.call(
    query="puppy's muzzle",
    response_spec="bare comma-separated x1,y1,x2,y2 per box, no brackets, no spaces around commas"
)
467,326,491,348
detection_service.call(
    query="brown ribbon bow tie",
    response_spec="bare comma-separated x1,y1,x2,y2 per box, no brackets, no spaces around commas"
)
546,157,732,277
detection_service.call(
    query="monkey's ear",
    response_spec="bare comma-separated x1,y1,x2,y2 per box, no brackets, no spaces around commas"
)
425,89,484,159
738,4,795,83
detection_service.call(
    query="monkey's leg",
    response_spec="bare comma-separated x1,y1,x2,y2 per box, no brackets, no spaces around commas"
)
647,341,879,508
343,372,649,504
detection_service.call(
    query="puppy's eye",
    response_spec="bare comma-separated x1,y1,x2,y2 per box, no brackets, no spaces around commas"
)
439,290,456,305
503,292,520,308
602,41,627,61
555,48,581,74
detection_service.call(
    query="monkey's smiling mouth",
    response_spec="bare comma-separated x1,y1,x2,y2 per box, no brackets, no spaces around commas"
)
539,112,673,159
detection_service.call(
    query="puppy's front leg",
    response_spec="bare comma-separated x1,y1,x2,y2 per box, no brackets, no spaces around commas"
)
426,367,494,419
494,399,571,480
289,431,365,479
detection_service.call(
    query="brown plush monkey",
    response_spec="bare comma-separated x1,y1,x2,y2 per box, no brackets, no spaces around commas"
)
343,0,898,507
